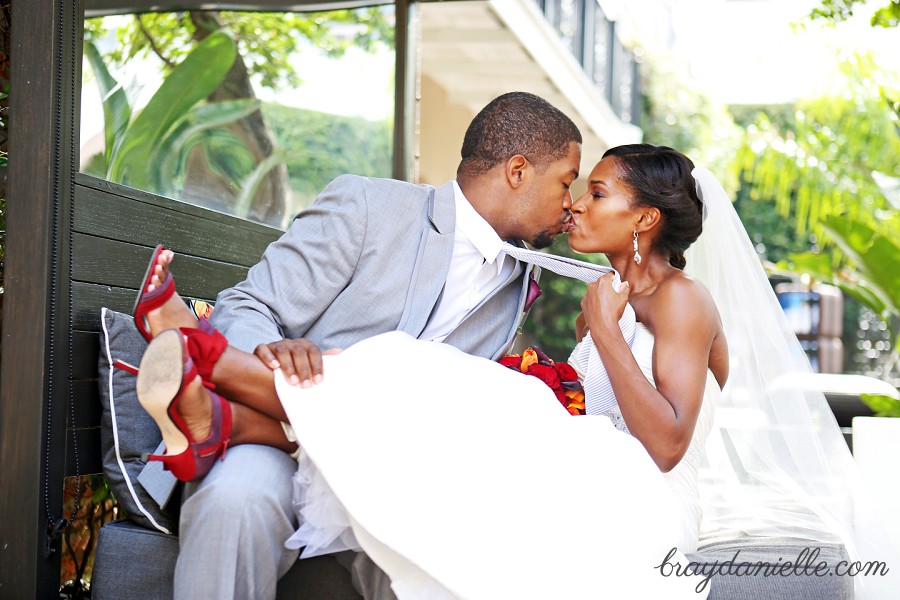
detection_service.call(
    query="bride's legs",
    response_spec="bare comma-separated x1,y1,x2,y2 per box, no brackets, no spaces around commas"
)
141,250,293,448
143,249,289,422
151,334,296,454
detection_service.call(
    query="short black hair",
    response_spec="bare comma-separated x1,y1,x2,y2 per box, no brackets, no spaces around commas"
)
458,92,582,178
602,144,703,270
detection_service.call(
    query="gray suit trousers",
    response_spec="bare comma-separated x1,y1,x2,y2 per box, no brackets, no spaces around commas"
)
174,445,299,600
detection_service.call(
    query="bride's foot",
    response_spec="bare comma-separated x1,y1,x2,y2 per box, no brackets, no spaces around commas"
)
137,329,232,481
174,367,213,442
133,246,199,340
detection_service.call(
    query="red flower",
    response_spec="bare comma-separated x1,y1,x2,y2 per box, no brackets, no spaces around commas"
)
499,355,522,369
553,388,568,406
527,363,561,389
554,362,578,381
498,345,586,416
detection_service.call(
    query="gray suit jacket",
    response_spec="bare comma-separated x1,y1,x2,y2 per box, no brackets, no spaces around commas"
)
211,174,537,361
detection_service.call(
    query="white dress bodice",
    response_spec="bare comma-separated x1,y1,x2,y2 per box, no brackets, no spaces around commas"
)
568,323,719,552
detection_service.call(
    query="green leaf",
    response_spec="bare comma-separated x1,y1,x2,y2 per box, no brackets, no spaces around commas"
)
91,479,112,503
107,30,237,188
154,99,261,192
835,281,889,316
84,40,132,168
778,251,835,279
234,151,286,219
860,392,900,418
822,215,900,314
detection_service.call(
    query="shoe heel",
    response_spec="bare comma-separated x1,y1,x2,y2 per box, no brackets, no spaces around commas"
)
137,329,190,457
146,449,198,481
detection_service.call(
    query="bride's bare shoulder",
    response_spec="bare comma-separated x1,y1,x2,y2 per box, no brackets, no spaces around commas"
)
642,271,721,331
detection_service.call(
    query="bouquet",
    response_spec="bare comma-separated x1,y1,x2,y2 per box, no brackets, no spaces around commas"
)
499,347,586,415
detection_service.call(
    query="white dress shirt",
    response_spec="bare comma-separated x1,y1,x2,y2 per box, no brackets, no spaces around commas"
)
419,181,521,342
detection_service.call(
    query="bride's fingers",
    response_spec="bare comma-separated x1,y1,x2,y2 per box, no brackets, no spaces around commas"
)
323,348,343,355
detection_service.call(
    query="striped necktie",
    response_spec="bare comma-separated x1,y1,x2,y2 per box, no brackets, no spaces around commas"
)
500,243,636,415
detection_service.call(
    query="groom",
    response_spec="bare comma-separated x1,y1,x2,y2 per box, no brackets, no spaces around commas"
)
177,92,582,599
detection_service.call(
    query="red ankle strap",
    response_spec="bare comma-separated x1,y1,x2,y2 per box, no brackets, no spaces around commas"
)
180,324,228,382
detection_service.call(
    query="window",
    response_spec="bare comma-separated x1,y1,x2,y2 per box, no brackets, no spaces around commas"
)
81,6,395,228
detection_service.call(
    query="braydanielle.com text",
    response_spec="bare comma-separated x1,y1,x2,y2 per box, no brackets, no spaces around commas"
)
656,547,890,593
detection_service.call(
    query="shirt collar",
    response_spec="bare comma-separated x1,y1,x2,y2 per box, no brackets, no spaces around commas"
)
452,181,504,265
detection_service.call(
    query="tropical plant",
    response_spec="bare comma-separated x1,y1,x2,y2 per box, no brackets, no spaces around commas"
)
85,31,284,221
734,52,900,405
84,8,393,226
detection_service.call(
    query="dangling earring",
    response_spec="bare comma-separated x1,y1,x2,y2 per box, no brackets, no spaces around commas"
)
632,230,642,265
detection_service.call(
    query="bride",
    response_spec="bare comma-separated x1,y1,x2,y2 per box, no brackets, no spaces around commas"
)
131,145,895,598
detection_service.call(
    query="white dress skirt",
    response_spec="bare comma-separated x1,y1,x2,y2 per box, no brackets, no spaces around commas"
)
276,331,712,599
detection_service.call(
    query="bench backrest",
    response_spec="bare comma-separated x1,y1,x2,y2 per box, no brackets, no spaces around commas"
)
70,173,283,475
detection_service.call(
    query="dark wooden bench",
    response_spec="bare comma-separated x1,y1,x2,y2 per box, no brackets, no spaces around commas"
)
68,175,362,599
69,173,281,479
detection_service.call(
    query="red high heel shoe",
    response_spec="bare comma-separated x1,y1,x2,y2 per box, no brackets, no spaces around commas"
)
136,328,232,482
133,244,176,342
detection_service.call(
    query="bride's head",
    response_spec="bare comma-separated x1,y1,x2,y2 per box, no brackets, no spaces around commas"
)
568,144,703,269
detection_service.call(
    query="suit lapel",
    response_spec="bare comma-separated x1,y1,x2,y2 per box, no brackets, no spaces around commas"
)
397,182,456,338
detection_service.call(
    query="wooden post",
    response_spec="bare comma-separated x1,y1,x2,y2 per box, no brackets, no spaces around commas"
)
392,0,418,182
0,0,82,595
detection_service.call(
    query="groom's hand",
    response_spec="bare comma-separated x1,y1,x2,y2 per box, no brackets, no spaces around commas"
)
255,338,341,387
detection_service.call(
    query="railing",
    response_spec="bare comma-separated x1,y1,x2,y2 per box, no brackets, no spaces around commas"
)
532,0,641,126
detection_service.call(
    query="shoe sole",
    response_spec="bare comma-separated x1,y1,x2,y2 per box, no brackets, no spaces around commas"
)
137,329,189,456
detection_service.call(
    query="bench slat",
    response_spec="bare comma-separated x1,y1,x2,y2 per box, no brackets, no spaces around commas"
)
73,282,226,332
73,233,251,301
74,176,282,266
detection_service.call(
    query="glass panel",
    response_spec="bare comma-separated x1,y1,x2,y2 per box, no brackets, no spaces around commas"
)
81,8,395,228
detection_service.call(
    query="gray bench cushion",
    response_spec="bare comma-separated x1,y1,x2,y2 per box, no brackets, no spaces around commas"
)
98,308,179,533
687,531,854,599
92,520,362,600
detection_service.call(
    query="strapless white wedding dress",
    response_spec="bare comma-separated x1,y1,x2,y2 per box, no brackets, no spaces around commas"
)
277,330,715,599
567,323,719,553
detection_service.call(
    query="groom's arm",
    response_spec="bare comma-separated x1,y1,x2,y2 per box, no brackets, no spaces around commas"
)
211,175,370,354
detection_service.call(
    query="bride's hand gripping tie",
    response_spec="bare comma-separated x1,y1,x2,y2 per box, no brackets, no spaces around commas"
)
581,272,631,339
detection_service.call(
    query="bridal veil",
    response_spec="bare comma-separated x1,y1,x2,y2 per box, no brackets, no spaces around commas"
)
686,166,899,598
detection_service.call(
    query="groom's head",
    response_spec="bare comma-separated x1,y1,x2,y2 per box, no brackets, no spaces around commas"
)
457,92,582,249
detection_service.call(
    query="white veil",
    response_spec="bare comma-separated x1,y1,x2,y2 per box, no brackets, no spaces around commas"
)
686,166,899,598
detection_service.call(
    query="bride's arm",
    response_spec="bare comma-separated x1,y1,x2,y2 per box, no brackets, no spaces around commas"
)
582,274,718,472
574,311,588,342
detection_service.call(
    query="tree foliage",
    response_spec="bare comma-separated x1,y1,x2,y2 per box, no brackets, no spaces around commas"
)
84,9,393,91
808,0,900,28
262,104,391,213
733,54,900,238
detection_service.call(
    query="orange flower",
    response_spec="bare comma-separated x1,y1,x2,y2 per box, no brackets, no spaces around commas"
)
520,348,539,373
565,390,585,403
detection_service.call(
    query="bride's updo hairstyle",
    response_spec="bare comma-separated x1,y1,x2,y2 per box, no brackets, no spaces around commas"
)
602,144,703,270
